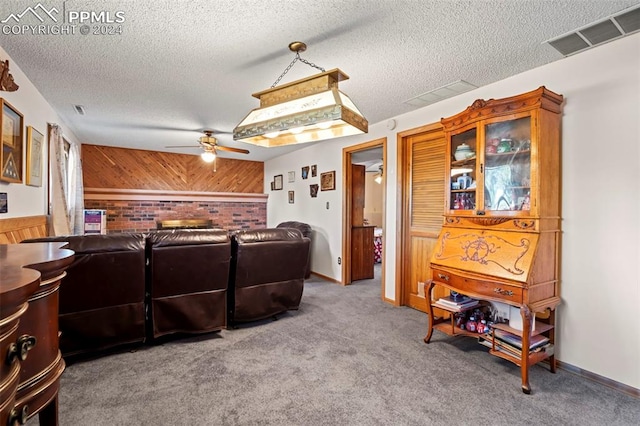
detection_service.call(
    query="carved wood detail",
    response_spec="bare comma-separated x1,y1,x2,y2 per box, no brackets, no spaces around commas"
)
441,86,563,131
466,217,511,226
1,60,19,92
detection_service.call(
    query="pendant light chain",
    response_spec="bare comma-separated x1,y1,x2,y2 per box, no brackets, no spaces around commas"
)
271,52,326,88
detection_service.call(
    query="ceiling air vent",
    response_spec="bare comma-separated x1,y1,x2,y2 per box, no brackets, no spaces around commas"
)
404,80,477,108
580,19,622,45
74,104,86,115
546,4,640,56
614,6,640,33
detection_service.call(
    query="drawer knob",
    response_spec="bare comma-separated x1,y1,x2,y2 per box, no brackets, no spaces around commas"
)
493,288,514,296
437,273,450,281
6,335,37,364
8,405,29,425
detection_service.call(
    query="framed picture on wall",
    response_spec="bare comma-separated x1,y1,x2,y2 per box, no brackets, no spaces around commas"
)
1,98,24,183
288,190,294,204
310,184,319,198
288,171,295,183
320,170,335,191
274,174,283,190
301,166,309,180
26,126,44,187
311,164,317,177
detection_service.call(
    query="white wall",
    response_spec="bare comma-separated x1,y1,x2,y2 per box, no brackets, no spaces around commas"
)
364,173,383,227
266,33,640,389
0,45,79,219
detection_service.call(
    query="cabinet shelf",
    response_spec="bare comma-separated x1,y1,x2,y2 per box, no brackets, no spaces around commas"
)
451,189,476,193
485,149,530,159
433,321,478,338
451,158,476,167
489,345,554,367
492,321,554,337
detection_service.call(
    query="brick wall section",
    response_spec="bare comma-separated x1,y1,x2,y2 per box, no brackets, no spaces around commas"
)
84,200,267,233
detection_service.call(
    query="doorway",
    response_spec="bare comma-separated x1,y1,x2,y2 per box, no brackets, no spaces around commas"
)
342,138,386,296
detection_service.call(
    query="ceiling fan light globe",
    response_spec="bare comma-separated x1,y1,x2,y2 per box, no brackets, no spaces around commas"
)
201,151,216,163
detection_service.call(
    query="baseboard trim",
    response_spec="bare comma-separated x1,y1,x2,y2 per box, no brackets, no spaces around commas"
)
310,272,342,285
557,360,639,399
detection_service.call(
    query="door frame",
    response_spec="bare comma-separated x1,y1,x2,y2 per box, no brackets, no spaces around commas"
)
342,138,386,295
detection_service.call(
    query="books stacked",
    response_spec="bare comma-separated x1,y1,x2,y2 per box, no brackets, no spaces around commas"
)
478,329,551,357
433,295,479,312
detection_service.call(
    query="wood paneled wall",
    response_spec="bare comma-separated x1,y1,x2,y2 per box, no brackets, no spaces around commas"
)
0,215,48,243
82,144,263,193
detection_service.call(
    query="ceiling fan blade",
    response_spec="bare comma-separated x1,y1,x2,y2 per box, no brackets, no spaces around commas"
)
215,146,250,154
165,145,200,149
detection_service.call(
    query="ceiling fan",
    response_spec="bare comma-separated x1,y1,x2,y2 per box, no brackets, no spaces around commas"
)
166,130,249,164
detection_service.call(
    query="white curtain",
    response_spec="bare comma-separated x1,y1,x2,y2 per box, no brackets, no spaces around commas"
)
49,124,85,235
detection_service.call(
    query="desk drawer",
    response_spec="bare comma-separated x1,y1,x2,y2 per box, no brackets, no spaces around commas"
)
432,268,523,304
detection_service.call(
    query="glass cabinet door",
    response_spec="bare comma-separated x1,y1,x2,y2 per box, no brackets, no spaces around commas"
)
450,127,477,212
483,116,531,212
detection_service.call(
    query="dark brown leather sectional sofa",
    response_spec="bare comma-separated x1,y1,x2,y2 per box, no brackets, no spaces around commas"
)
24,228,310,357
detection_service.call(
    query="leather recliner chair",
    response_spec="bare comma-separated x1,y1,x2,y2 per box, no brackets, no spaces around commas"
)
146,229,231,338
229,228,310,323
276,221,312,278
23,234,147,356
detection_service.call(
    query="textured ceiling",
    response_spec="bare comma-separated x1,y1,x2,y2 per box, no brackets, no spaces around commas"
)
1,0,638,161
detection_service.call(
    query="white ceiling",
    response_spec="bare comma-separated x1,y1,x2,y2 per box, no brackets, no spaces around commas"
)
1,0,638,162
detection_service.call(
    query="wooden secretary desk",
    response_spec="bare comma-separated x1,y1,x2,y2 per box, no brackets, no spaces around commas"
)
423,87,563,394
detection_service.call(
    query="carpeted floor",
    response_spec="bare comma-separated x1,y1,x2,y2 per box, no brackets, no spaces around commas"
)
33,267,639,425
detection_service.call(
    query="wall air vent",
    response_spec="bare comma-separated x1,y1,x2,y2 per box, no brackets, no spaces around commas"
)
74,104,86,115
546,4,640,57
404,80,477,108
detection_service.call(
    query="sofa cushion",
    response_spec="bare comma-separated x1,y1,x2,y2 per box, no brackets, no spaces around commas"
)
230,228,310,322
146,229,231,337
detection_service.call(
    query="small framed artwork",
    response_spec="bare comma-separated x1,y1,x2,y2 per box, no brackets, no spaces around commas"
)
288,171,295,183
310,184,319,198
26,126,44,187
288,190,295,204
0,192,7,213
311,164,317,177
301,166,309,180
320,170,336,191
1,98,24,183
274,174,283,190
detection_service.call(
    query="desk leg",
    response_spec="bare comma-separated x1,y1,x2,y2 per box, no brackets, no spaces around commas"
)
520,305,533,394
548,308,557,373
38,396,59,426
423,281,436,344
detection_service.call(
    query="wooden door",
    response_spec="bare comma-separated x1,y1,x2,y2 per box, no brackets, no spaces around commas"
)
350,164,374,281
400,123,447,312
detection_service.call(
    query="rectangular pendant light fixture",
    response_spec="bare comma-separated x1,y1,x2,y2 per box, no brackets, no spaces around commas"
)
233,68,368,147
